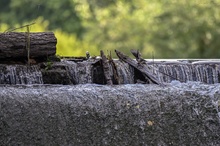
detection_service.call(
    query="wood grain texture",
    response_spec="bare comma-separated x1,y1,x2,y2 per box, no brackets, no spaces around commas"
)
0,32,56,59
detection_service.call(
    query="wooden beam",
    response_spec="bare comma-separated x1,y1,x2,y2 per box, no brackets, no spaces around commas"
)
100,50,113,85
115,50,162,85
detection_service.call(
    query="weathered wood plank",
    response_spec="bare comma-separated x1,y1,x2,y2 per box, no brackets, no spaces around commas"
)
100,50,113,85
115,50,162,85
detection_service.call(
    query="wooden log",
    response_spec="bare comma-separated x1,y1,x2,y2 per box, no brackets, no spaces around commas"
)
115,50,162,85
100,50,113,85
0,32,57,59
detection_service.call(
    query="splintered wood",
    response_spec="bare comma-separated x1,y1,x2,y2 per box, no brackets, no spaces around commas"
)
100,50,113,85
115,50,162,85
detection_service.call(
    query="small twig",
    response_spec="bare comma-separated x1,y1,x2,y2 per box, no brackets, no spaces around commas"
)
26,26,31,66
4,22,36,33
152,51,155,74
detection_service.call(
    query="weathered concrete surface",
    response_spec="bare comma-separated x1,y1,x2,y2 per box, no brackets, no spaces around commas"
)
0,83,220,145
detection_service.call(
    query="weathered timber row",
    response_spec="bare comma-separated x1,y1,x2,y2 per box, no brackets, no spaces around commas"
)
0,32,220,85
0,32,56,59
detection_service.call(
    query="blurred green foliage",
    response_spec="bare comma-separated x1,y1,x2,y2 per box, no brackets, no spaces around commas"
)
0,0,220,58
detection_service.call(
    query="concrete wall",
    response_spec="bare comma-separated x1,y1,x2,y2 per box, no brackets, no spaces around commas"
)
0,84,219,145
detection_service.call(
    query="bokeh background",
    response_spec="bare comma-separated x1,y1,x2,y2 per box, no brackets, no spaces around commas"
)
1,0,220,58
